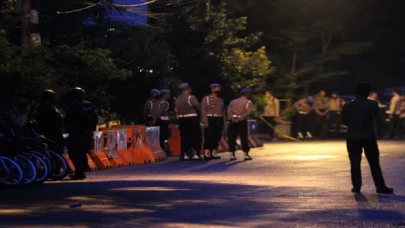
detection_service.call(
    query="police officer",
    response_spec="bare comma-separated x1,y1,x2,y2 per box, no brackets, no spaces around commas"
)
294,97,313,139
313,90,329,139
64,87,98,180
157,89,171,153
143,89,161,126
201,83,224,160
263,90,280,141
175,83,202,160
36,90,64,154
328,91,345,138
227,88,254,161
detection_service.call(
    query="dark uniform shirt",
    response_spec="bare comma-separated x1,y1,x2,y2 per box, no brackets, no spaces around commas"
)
227,96,253,121
175,93,200,116
201,95,224,123
36,102,63,135
341,97,378,139
65,101,98,135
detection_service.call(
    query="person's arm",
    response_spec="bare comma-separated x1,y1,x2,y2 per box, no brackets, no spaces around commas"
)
190,96,201,113
341,104,349,126
388,96,398,115
239,101,254,120
200,97,208,124
275,99,280,117
313,99,321,115
227,101,233,121
294,100,301,110
372,101,379,118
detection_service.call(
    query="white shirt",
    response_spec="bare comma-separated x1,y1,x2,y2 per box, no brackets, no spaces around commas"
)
341,97,378,139
388,94,401,115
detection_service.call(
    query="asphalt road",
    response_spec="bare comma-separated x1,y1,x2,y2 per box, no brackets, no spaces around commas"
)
1,140,405,228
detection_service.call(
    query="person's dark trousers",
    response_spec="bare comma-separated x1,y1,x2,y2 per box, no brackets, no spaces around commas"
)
297,113,311,134
314,112,328,138
397,118,405,137
329,111,341,137
227,120,250,154
386,115,400,139
346,137,387,190
178,116,202,156
264,116,277,139
157,120,169,153
68,133,91,177
204,117,224,151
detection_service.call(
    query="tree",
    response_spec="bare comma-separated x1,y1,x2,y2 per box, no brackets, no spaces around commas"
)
158,2,272,101
263,0,372,114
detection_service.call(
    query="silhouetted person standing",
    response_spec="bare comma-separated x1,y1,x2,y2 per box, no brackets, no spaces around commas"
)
341,83,393,194
36,90,64,154
65,87,98,180
385,89,401,139
263,91,280,141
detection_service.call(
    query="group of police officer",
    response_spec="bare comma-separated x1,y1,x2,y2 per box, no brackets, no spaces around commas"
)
144,83,254,161
33,87,98,180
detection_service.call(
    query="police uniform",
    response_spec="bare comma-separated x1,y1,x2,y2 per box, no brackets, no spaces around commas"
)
313,95,329,138
36,90,64,154
143,89,161,126
263,95,280,140
65,88,98,180
156,89,171,153
328,96,345,137
175,83,202,160
201,84,225,160
294,98,312,139
227,88,253,161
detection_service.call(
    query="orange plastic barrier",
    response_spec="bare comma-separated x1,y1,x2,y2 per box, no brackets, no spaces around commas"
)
168,124,181,156
93,132,114,169
112,126,150,164
114,129,136,166
86,153,97,172
132,126,156,163
63,152,76,173
145,126,167,161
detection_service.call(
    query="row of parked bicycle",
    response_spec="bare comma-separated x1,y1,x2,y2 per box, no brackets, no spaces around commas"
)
0,111,69,186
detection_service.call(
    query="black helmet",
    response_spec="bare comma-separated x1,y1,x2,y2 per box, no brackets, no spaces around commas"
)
41,90,56,104
70,87,85,101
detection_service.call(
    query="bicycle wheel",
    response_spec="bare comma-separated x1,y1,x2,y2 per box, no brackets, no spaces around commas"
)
14,154,36,184
28,151,52,175
47,150,69,180
0,156,24,185
23,152,49,183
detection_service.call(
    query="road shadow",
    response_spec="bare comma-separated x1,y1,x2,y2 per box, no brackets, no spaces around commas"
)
0,180,305,227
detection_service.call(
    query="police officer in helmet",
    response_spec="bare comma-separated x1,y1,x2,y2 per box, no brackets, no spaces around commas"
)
64,87,98,180
35,90,64,154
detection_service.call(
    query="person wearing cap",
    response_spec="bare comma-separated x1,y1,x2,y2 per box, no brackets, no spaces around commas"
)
227,88,254,161
156,89,171,153
341,82,393,194
313,90,329,139
143,89,161,126
175,83,202,160
201,83,225,160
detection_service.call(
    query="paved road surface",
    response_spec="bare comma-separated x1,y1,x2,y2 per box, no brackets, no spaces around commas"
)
1,141,405,228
